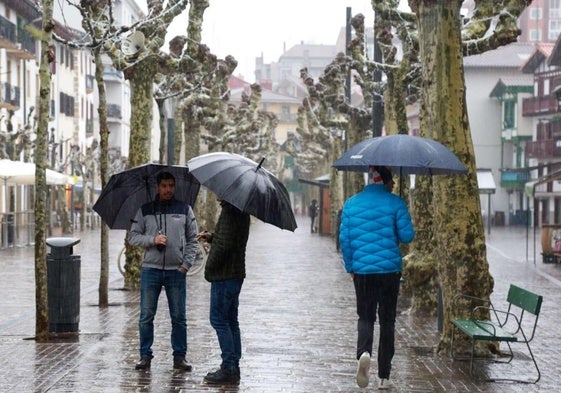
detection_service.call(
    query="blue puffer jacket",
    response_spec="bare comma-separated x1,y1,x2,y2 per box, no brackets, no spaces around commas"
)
339,184,415,274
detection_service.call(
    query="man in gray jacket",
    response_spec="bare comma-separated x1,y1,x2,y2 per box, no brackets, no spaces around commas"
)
128,171,199,371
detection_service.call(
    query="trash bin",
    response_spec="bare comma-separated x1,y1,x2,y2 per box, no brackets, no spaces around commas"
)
47,237,81,333
6,213,13,245
1,213,14,247
494,211,505,226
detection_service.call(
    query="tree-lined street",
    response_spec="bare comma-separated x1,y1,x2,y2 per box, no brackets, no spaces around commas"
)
0,218,559,392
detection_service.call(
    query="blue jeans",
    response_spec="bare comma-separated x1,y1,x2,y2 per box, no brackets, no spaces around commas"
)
353,272,401,379
209,279,244,369
139,267,187,359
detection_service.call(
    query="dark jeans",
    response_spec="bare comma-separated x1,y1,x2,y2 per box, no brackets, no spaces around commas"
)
139,267,187,359
353,272,401,379
209,279,244,370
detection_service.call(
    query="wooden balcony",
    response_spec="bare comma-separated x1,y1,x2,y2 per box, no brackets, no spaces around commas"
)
525,139,561,159
522,95,559,116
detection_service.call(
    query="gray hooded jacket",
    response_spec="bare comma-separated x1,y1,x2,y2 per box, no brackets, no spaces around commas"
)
128,197,198,271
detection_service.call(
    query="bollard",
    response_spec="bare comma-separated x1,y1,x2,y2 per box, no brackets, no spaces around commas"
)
46,237,81,333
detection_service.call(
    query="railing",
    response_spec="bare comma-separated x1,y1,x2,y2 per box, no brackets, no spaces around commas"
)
107,103,122,119
525,139,561,159
2,82,11,103
17,27,35,54
0,16,16,43
103,64,124,79
500,170,530,189
522,95,559,116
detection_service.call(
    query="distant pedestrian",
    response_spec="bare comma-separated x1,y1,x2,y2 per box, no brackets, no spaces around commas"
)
339,166,415,389
128,171,199,371
309,199,318,233
197,198,251,385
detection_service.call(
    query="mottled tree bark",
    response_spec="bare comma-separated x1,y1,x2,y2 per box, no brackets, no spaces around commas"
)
95,48,110,307
57,186,72,234
156,98,166,164
123,63,155,290
412,0,494,354
35,0,55,342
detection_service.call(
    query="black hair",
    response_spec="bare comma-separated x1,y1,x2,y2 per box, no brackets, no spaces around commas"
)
374,166,393,184
157,171,175,185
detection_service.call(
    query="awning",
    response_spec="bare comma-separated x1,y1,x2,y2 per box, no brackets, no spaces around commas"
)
0,159,74,186
73,181,102,195
410,168,496,194
298,174,330,188
524,169,561,197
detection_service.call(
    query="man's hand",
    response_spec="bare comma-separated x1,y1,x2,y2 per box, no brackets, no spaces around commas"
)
154,234,167,247
196,231,211,242
178,266,188,274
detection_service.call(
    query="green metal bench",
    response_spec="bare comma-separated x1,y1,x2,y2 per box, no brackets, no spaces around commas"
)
450,284,543,384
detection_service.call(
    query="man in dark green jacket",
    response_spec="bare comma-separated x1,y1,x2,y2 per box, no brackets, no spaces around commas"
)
197,200,250,385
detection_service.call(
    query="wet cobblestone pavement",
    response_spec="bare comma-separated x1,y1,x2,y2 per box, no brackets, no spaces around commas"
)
0,217,560,392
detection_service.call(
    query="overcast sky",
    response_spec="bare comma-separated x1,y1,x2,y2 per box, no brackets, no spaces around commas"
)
166,0,380,82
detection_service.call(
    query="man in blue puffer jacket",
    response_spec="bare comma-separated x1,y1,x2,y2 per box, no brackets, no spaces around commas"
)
339,166,414,390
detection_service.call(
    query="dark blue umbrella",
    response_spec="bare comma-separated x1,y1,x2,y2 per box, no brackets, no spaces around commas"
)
93,163,200,230
333,134,467,175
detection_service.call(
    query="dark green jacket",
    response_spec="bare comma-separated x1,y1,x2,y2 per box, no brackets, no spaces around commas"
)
204,202,250,282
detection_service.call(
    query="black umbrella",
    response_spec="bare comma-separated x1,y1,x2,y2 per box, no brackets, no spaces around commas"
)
92,163,200,230
187,152,297,232
333,134,467,175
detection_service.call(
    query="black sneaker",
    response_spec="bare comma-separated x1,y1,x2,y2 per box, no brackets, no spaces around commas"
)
204,367,240,385
135,357,151,370
173,356,192,371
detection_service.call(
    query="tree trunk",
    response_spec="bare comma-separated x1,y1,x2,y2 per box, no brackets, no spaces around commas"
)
413,0,494,353
35,0,54,342
123,60,156,289
57,186,72,234
156,98,166,164
174,106,184,165
95,48,110,308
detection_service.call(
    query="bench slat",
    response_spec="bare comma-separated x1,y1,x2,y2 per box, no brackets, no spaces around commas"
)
507,285,543,315
452,319,518,342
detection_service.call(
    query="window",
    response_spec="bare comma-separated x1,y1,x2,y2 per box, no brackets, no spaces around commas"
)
530,7,543,19
551,0,561,18
549,20,561,40
530,29,542,41
59,92,75,116
503,100,516,129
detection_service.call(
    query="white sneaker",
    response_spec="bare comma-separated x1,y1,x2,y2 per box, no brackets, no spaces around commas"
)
378,378,391,390
356,352,371,388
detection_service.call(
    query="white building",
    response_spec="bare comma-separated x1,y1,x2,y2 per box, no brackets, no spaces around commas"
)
464,43,536,225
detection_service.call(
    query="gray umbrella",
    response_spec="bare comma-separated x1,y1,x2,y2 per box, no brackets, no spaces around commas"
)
333,134,467,175
187,152,297,232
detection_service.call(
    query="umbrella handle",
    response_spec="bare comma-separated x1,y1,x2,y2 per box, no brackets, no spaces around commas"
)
256,158,265,172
